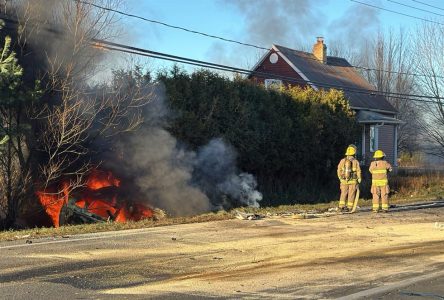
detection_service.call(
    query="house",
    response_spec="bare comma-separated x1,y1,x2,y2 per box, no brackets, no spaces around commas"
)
249,37,402,166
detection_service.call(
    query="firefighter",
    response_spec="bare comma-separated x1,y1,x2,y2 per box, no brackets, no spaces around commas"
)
369,150,392,213
337,145,361,211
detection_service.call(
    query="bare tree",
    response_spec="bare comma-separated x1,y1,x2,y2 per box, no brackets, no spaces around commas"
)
25,0,150,184
0,0,152,227
414,22,444,158
358,29,421,154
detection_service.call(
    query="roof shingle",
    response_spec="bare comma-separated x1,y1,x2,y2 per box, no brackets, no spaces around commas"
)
274,44,397,113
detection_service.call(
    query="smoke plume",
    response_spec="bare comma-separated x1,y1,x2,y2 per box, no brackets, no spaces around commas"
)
327,2,381,54
8,0,263,216
104,84,262,216
209,0,381,66
112,127,211,216
193,139,262,209
225,0,326,48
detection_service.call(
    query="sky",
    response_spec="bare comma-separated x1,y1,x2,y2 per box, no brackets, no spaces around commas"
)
111,0,444,73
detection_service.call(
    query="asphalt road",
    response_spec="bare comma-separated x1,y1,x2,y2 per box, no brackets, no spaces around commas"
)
1,227,180,300
1,206,444,299
373,274,444,299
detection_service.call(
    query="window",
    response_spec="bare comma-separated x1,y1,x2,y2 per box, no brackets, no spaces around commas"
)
264,79,282,90
370,125,379,152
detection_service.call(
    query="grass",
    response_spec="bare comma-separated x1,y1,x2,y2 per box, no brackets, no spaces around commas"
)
1,171,443,242
391,170,444,199
0,211,232,242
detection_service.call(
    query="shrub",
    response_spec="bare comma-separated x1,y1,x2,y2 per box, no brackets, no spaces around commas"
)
159,68,359,205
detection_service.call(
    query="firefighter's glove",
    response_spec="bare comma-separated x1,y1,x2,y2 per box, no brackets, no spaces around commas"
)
357,178,361,184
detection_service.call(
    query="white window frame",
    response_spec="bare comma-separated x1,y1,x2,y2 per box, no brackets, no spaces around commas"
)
369,125,379,152
264,79,282,90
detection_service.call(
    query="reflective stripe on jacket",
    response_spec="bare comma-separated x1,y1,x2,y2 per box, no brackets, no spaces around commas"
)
369,160,392,187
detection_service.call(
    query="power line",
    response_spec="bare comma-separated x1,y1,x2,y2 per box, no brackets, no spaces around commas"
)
350,0,444,26
77,0,444,80
76,0,266,52
387,0,444,17
411,0,444,12
95,39,438,100
0,10,439,104
91,39,443,104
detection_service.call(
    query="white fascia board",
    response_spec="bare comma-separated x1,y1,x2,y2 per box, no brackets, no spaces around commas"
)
358,120,404,125
272,45,318,90
350,106,398,116
249,50,271,75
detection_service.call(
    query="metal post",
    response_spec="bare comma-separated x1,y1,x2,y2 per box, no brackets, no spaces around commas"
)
361,124,366,164
394,125,398,167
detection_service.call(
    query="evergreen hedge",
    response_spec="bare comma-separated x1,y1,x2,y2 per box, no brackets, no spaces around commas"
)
159,68,359,205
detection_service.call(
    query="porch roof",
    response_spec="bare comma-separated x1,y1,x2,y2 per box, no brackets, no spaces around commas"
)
356,110,404,125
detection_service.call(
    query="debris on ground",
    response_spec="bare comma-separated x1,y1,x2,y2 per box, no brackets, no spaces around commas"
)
434,222,444,229
234,211,263,220
234,209,338,221
232,200,444,221
15,234,30,239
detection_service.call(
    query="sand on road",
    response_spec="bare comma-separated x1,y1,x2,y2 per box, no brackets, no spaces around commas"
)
1,207,444,299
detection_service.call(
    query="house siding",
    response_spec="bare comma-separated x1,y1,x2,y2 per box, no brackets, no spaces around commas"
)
362,123,395,166
364,124,371,164
378,124,395,165
249,47,399,168
250,50,307,88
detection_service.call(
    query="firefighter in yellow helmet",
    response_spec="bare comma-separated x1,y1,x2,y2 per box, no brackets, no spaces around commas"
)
337,145,361,211
369,150,393,213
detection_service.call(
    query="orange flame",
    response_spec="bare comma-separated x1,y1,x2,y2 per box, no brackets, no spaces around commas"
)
86,169,120,190
37,169,153,227
36,181,69,228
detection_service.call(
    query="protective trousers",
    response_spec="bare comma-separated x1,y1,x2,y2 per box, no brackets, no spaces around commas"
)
371,185,389,212
339,183,357,210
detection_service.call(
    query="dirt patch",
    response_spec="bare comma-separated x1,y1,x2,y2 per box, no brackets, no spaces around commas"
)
93,208,444,298
2,205,443,299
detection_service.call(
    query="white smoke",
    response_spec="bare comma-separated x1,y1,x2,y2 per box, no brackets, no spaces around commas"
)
217,173,262,208
193,138,262,209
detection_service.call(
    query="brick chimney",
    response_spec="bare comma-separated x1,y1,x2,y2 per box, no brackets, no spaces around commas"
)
312,37,327,64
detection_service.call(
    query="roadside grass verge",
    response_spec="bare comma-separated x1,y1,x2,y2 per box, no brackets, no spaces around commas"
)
0,211,232,242
391,169,444,200
1,171,443,242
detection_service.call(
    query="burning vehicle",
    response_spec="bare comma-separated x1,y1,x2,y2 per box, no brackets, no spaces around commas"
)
37,169,154,227
0,2,263,230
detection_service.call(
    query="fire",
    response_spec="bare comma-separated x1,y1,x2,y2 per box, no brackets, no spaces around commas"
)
86,169,120,190
36,182,69,228
37,169,153,227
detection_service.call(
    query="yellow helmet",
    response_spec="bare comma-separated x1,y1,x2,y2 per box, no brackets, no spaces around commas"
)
373,150,385,159
345,146,356,156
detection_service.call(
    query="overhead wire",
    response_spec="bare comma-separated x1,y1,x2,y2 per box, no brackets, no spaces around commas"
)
91,39,442,104
350,0,444,26
77,0,444,80
387,0,444,17
0,6,440,104
411,0,444,12
76,0,266,51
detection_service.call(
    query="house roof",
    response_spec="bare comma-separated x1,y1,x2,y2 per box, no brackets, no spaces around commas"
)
356,110,404,125
271,44,397,114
